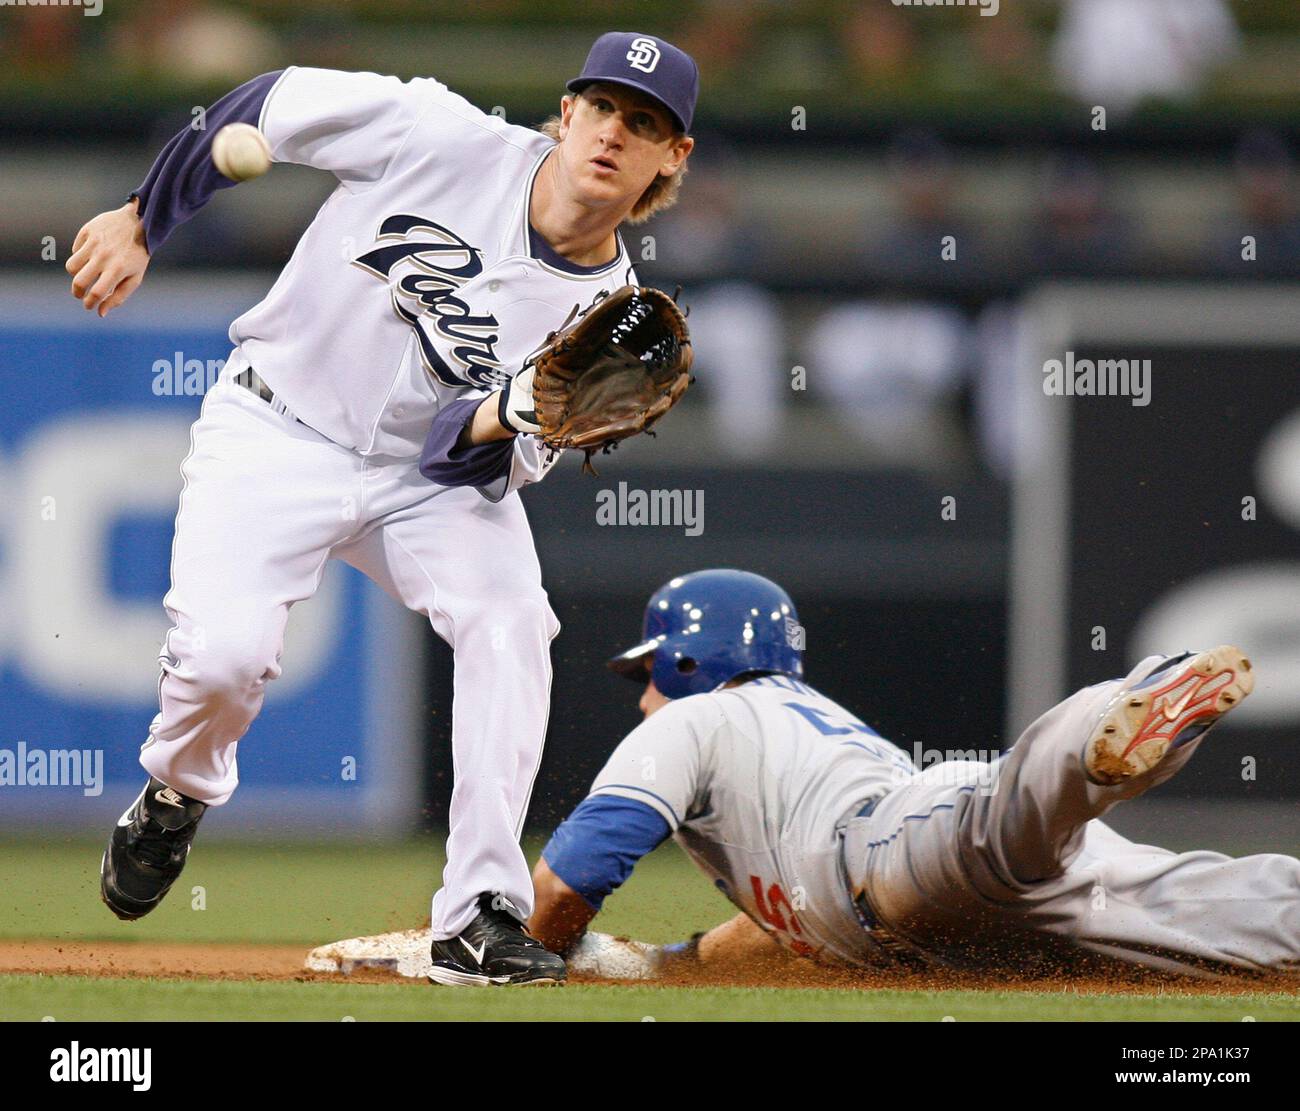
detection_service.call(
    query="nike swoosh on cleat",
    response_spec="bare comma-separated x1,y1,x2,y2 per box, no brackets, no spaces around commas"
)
1162,689,1197,722
460,937,487,966
117,786,148,827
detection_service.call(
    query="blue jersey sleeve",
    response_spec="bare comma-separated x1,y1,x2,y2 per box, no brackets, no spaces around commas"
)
130,71,283,254
419,396,514,487
541,795,671,911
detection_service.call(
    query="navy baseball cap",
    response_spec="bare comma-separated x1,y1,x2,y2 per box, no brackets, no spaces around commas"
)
567,31,699,134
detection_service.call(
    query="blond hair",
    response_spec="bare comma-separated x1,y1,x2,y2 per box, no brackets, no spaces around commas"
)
537,113,689,225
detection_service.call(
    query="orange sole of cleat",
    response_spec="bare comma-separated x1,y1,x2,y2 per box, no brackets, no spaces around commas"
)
1084,645,1254,786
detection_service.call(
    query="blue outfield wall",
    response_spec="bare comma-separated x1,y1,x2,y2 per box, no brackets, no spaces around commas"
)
0,276,422,833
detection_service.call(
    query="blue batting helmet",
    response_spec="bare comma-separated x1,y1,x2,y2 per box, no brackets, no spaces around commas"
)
606,569,805,699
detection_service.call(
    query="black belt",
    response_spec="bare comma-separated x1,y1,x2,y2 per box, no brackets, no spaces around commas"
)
234,366,274,403
234,367,304,426
841,794,931,969
847,795,883,929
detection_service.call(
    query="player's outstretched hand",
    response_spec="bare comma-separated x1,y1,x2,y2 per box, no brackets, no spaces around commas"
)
66,200,150,317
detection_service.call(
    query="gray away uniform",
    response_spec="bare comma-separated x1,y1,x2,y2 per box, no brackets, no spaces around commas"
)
583,671,1299,977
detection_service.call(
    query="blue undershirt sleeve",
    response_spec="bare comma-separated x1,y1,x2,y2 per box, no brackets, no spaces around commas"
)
541,795,672,911
129,70,284,254
418,396,515,487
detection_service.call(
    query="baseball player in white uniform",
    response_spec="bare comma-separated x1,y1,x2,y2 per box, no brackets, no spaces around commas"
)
65,31,698,986
529,569,1300,980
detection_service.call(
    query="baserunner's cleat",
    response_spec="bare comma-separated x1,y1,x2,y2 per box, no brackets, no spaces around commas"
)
1084,646,1254,786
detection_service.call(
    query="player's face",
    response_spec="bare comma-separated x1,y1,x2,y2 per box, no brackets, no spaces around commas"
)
639,675,672,719
559,85,692,208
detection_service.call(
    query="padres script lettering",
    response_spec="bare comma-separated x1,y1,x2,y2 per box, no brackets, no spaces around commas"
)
353,214,505,388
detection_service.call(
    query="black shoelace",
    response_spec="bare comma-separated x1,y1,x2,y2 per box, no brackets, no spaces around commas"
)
128,812,196,870
480,905,546,948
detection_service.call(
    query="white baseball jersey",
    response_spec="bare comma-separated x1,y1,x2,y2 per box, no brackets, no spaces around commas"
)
232,66,637,475
130,64,648,939
588,675,919,965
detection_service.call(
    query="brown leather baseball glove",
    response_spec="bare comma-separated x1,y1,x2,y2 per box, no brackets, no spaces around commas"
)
500,285,693,475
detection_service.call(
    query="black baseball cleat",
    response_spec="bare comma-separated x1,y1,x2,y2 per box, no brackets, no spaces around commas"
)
100,777,208,921
428,892,567,986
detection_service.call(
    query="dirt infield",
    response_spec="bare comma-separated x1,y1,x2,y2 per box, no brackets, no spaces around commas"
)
3,939,1297,996
0,939,309,982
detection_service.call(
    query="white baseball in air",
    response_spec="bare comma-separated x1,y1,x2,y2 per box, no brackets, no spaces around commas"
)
211,123,272,182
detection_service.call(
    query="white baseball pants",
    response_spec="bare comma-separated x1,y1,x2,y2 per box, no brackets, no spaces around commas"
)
139,371,558,939
844,657,1300,976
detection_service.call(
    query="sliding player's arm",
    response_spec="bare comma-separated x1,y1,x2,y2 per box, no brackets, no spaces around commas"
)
529,697,712,955
528,698,791,975
532,848,788,976
692,911,788,966
529,794,671,955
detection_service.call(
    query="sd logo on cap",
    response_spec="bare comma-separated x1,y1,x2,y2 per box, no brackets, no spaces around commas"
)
567,31,700,133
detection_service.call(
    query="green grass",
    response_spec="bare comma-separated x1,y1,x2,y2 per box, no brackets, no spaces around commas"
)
0,835,730,946
4,976,1297,1023
1,837,1296,1021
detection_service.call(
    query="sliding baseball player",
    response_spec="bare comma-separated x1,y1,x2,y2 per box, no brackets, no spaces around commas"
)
526,569,1296,980
306,568,1297,983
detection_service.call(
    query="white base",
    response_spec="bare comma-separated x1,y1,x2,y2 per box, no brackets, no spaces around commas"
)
304,927,663,981
305,928,434,979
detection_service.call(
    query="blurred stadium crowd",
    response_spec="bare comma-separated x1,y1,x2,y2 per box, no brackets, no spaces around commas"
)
2,0,1297,472
4,0,1295,106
